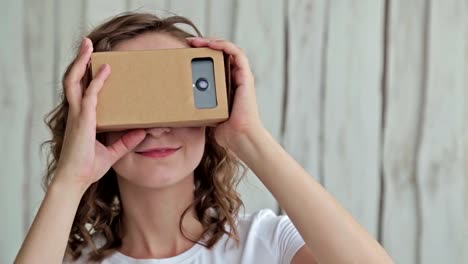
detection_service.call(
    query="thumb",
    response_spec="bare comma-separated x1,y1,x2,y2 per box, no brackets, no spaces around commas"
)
107,129,146,163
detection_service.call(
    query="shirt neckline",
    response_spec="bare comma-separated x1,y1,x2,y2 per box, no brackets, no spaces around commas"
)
111,241,204,263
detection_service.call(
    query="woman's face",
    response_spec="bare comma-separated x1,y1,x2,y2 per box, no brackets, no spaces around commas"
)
104,32,206,189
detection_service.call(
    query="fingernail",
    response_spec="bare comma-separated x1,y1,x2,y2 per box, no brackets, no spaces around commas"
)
81,38,89,54
187,37,209,43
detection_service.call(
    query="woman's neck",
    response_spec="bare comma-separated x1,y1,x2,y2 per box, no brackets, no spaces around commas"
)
116,174,205,259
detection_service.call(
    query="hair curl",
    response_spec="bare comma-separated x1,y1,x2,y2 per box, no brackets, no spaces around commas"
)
41,11,246,262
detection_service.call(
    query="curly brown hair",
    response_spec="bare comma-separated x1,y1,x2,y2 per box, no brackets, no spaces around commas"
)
40,11,246,262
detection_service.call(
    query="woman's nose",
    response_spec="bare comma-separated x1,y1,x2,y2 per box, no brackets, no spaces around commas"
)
144,127,172,137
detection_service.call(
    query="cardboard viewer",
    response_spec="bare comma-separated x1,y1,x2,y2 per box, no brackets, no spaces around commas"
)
91,47,232,133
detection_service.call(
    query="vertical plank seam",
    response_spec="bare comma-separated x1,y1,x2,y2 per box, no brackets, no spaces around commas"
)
279,0,289,146
22,0,33,235
377,0,390,245
205,0,212,36
278,0,289,215
414,0,432,263
80,0,87,35
53,0,60,106
230,0,239,42
125,0,130,11
318,0,331,186
165,0,171,12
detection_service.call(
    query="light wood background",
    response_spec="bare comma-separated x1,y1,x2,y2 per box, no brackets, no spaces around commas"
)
1,1,466,263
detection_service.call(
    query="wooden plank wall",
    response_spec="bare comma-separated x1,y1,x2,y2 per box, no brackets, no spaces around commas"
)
322,0,384,240
382,0,426,262
1,1,466,263
1,0,27,260
416,1,466,263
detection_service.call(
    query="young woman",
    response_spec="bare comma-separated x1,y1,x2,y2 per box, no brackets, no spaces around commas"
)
15,12,394,264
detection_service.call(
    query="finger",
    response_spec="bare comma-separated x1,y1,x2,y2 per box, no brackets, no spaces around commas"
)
80,64,111,119
187,37,234,52
186,37,214,46
186,36,221,45
84,64,110,98
191,39,251,70
208,40,250,69
68,38,94,83
208,42,254,87
64,38,93,115
188,38,252,81
106,129,146,163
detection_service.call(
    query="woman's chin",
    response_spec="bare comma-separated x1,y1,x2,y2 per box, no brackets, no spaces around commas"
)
117,171,192,190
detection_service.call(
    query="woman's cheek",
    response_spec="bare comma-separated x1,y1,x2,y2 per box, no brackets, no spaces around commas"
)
189,127,206,145
182,127,206,161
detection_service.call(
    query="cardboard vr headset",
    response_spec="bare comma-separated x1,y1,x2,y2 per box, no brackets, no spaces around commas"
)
90,47,233,133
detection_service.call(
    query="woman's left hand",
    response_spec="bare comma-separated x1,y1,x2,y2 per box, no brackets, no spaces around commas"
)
187,37,265,151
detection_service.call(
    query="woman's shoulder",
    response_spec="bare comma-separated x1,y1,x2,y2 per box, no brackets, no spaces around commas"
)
233,208,305,263
237,208,288,228
235,208,298,242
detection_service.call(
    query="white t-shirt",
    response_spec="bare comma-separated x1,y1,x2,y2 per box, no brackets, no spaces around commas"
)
65,209,306,264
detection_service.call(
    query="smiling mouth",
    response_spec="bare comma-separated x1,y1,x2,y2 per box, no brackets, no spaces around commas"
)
135,147,181,158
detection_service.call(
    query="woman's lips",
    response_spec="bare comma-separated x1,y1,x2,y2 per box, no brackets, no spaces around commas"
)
136,147,181,158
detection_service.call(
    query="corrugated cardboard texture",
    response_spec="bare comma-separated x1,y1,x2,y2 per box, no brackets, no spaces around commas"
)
91,47,230,132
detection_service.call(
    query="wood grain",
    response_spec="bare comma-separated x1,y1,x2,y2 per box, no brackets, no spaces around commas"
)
322,0,384,238
233,0,285,213
55,0,83,103
205,0,235,39
0,0,28,262
381,0,426,263
84,0,127,30
168,0,208,36
417,0,466,263
283,0,327,185
464,11,468,262
22,0,56,234
127,0,170,14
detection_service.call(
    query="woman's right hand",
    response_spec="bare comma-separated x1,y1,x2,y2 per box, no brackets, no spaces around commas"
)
54,38,146,191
